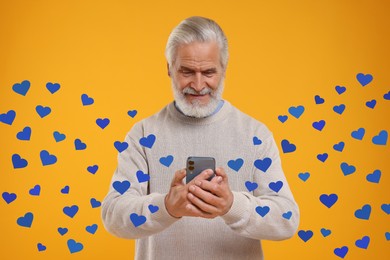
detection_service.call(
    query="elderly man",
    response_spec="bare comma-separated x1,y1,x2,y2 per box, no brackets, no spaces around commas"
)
102,16,299,260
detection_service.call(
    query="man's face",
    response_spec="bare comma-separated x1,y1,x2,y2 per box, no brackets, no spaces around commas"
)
169,41,225,118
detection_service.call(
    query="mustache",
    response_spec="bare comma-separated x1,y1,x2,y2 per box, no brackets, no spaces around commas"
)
182,87,212,95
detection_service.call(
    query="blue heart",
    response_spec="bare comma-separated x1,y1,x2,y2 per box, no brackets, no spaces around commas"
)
86,224,98,234
320,228,331,237
252,136,262,145
114,141,128,153
351,128,365,140
16,126,31,141
384,91,390,100
334,246,348,258
298,172,310,182
288,105,305,119
136,170,150,183
148,204,159,213
67,239,83,253
127,110,138,118
317,153,328,163
282,211,292,220
63,205,79,218
81,94,94,106
74,139,87,150
356,73,373,86
281,139,296,153
53,131,66,142
340,162,356,176
245,181,258,192
372,130,388,145
269,181,283,193
335,85,346,95
314,95,325,104
312,120,326,131
159,155,174,167
2,192,17,204
61,186,70,194
333,104,346,115
366,170,381,183
12,154,28,169
381,204,390,214
46,82,60,94
29,185,41,196
386,232,390,241
298,230,313,242
227,158,244,172
255,206,270,217
17,212,34,228
90,198,101,208
37,243,46,252
333,142,345,152
40,150,57,166
113,180,131,194
36,105,51,118
354,204,371,220
12,80,30,96
355,236,370,249
58,227,68,236
278,115,288,123
139,134,156,149
130,213,147,227
254,158,272,173
96,118,110,129
319,194,338,208
365,99,376,109
0,110,16,125
87,165,98,174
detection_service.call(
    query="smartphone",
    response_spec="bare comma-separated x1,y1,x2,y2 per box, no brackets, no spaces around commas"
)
186,156,215,183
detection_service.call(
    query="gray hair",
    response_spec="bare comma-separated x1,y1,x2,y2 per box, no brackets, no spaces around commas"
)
165,16,229,71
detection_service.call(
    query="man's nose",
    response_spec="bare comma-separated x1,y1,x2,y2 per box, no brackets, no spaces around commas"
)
191,72,205,92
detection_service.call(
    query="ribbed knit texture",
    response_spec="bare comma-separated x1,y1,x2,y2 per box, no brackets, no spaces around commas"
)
102,100,299,260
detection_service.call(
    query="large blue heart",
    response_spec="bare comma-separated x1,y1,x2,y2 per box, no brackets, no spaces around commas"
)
335,85,346,95
333,104,346,115
245,181,258,192
298,230,313,242
381,204,390,214
53,131,66,142
356,73,373,86
314,95,325,104
340,162,356,176
0,110,16,125
148,204,159,213
366,169,381,183
90,198,101,208
312,120,326,131
351,128,365,140
288,105,305,119
58,227,68,236
86,224,98,234
113,180,131,194
320,228,331,237
281,139,296,153
96,118,110,129
384,91,390,100
255,206,270,217
372,130,388,145
136,170,150,183
130,213,146,227
74,139,87,150
354,204,371,220
334,246,348,258
333,141,345,152
12,154,28,169
365,99,376,109
37,243,46,252
81,94,94,106
355,236,370,249
114,141,128,153
46,82,60,94
12,80,30,96
269,181,283,193
282,211,292,220
67,239,83,253
63,205,79,218
227,158,244,172
2,192,17,204
40,150,57,166
298,172,310,182
319,193,338,208
254,158,272,173
17,212,34,228
159,155,174,167
139,134,156,149
16,126,31,141
36,105,51,118
317,153,328,162
29,185,41,196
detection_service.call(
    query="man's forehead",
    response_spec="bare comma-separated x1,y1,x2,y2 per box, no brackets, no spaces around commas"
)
175,41,221,69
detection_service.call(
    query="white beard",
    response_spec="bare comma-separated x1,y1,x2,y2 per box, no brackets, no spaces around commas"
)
171,79,224,118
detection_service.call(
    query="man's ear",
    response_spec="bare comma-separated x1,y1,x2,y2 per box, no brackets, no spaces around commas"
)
167,63,171,77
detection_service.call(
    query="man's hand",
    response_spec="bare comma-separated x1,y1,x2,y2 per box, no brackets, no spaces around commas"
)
187,167,234,218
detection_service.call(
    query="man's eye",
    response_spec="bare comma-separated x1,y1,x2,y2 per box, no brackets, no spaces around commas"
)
181,70,193,76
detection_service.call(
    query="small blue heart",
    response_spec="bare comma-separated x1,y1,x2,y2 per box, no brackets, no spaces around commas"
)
333,142,345,152
385,232,390,241
87,165,98,174
53,131,66,142
90,198,101,208
253,136,262,145
281,139,296,153
314,95,325,104
114,141,128,152
278,115,288,123
254,158,272,173
372,130,388,145
159,155,174,167
40,150,57,166
334,246,348,258
312,120,326,131
136,170,150,183
245,181,258,192
269,181,283,193
17,212,34,228
319,194,338,208
148,204,159,213
255,206,270,217
74,139,87,150
2,192,17,204
356,73,373,86
113,180,131,195
354,204,371,220
355,236,370,249
366,170,381,183
335,85,346,95
340,162,356,176
139,134,156,149
46,82,60,94
36,105,51,118
63,205,79,218
365,99,376,109
320,228,331,237
298,172,310,182
130,213,146,227
298,230,313,242
86,224,98,234
384,91,390,100
29,185,41,196
16,126,31,141
61,186,70,194
282,211,292,220
81,94,94,106
127,110,138,118
37,243,46,252
333,104,346,115
96,118,110,129
381,204,390,214
12,80,30,96
351,128,365,140
58,227,68,236
317,153,328,163
67,239,83,254
0,110,16,125
288,106,305,119
12,154,28,169
227,158,244,172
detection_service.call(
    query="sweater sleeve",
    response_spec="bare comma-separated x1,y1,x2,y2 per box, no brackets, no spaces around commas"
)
101,123,179,239
221,133,300,241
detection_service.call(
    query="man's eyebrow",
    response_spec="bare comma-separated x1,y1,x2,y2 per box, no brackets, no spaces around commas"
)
179,66,194,71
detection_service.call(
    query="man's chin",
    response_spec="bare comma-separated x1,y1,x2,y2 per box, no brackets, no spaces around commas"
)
176,98,220,118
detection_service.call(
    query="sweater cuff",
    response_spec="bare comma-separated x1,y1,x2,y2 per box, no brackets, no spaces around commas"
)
150,193,180,226
221,191,250,225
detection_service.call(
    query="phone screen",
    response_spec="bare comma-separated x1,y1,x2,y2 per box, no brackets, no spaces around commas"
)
186,156,215,183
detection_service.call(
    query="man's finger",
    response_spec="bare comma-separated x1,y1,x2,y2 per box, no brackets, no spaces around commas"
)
171,169,186,186
215,167,228,181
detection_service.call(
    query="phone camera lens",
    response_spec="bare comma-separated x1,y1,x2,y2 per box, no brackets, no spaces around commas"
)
189,166,194,171
189,161,194,165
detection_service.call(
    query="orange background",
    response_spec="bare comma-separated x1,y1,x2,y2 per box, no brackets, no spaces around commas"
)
1,0,389,259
